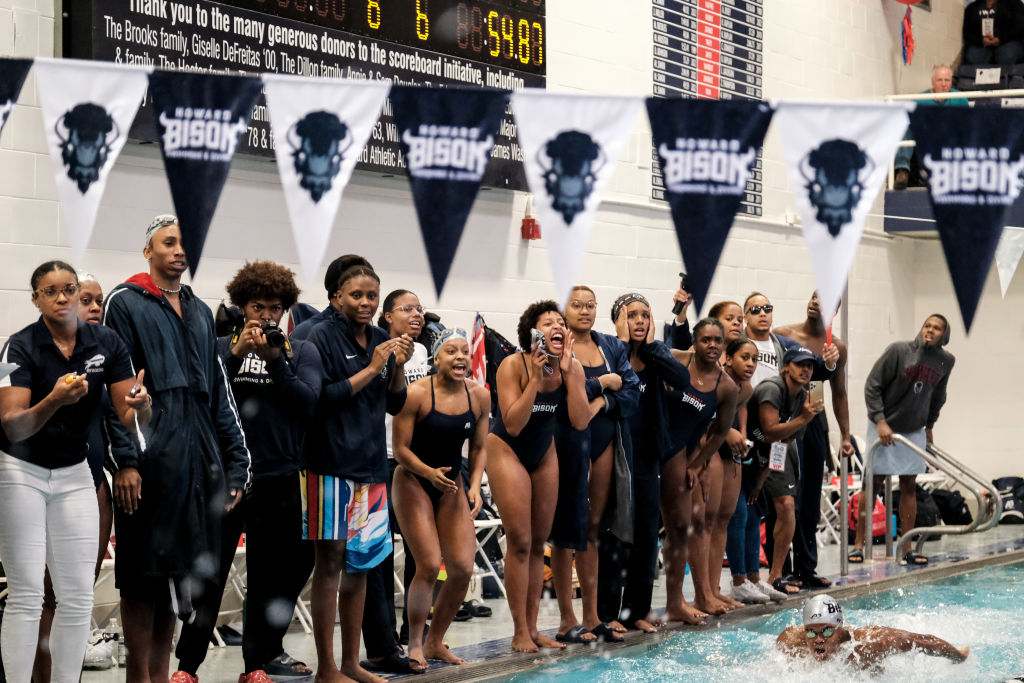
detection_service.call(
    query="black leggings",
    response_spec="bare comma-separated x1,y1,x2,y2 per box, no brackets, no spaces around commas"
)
175,472,314,674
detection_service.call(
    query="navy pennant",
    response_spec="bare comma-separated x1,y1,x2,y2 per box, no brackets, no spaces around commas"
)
391,86,508,298
148,71,262,278
0,58,32,137
647,98,773,314
910,107,1024,331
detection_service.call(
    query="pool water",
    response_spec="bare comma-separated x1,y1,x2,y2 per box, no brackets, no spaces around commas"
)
510,563,1024,682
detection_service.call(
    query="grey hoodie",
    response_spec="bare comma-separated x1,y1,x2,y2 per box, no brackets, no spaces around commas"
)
864,322,955,433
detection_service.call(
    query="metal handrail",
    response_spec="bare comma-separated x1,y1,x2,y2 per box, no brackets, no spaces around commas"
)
844,435,1002,567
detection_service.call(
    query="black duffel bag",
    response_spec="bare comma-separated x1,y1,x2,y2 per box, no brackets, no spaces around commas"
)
930,488,973,525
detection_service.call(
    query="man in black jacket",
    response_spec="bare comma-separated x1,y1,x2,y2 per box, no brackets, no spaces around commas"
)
963,0,1024,65
103,215,250,683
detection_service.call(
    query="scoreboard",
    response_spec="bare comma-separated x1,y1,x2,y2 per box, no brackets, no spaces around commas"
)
651,0,764,215
62,0,546,190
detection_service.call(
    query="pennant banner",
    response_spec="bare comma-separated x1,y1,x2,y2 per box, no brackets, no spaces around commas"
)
647,98,773,314
910,107,1024,330
391,86,508,298
996,227,1024,297
777,102,909,322
513,92,641,306
148,71,262,277
0,57,32,138
263,75,390,284
35,59,150,261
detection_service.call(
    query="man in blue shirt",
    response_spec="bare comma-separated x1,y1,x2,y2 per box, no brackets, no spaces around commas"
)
894,65,970,190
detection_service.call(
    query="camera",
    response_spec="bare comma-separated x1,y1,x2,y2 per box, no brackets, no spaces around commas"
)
261,321,287,349
672,272,689,316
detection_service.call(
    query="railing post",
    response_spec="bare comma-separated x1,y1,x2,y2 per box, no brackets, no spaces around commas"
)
884,476,894,559
864,442,874,562
840,454,849,576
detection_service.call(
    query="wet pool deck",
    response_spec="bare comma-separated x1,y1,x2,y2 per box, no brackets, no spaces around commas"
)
80,525,1024,682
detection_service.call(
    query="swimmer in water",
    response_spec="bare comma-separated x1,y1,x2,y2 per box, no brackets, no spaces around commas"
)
776,594,969,668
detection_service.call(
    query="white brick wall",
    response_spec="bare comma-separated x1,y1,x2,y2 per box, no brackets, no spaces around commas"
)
0,1,1016,478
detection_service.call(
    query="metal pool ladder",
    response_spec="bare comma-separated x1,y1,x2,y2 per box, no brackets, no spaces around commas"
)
839,435,1002,575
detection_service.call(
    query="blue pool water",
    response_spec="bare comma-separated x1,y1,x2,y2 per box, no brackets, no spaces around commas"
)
510,562,1024,682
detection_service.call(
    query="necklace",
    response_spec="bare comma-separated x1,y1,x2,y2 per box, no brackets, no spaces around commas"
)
158,284,182,295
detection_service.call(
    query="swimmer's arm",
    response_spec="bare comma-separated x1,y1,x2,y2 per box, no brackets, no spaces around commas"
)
689,379,738,470
392,383,435,478
852,627,969,664
775,626,804,654
466,384,491,515
495,352,541,437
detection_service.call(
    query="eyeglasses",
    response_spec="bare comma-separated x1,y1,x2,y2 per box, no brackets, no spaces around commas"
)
36,284,79,299
805,626,836,639
393,305,425,315
747,305,773,315
569,300,597,311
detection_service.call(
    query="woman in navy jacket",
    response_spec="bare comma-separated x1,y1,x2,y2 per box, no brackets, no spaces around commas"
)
290,254,414,683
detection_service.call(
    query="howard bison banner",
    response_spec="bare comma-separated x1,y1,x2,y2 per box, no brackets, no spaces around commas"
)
513,91,642,306
910,107,1024,330
391,86,507,298
0,58,31,138
996,227,1024,297
777,102,909,322
35,58,150,261
263,75,390,284
647,98,773,314
149,71,262,277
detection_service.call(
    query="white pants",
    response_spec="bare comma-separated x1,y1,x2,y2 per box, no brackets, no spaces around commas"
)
0,452,98,683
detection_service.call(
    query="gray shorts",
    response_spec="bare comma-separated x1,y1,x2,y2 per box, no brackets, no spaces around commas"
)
763,441,800,500
866,421,927,475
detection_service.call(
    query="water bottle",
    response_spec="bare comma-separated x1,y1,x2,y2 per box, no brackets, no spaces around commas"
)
107,617,126,667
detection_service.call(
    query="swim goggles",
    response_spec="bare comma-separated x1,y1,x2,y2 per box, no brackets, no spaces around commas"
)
805,626,836,639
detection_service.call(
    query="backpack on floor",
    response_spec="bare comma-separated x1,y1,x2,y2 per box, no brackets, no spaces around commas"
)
993,476,1024,524
890,485,942,541
847,492,890,544
930,488,973,526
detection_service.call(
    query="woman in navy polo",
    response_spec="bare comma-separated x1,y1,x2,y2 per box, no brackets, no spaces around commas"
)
0,260,149,682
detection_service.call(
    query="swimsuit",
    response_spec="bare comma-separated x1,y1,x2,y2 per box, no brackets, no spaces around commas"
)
583,355,615,461
491,354,564,473
663,358,721,461
409,377,476,507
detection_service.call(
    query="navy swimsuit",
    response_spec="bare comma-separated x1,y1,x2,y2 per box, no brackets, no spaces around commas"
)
491,354,565,473
583,360,615,461
663,358,721,461
409,377,476,507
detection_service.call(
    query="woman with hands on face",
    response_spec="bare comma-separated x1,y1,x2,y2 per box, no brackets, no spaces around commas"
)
0,261,150,683
486,301,589,653
391,329,490,669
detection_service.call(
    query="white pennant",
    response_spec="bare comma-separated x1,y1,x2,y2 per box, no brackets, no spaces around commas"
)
777,102,911,320
35,58,150,262
263,74,389,283
996,226,1024,297
512,91,641,306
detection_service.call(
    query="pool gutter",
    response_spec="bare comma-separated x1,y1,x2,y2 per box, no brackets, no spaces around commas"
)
411,547,1024,682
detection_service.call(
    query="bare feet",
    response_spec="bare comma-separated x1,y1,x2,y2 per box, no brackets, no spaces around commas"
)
340,663,385,683
406,647,430,671
315,667,357,683
665,603,708,625
511,633,539,653
694,596,732,615
531,632,567,650
714,590,745,609
424,641,466,665
644,611,666,628
606,620,628,633
632,618,659,633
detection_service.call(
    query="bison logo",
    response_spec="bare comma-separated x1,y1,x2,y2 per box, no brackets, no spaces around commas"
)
539,130,604,225
288,111,351,203
56,103,118,194
800,139,873,237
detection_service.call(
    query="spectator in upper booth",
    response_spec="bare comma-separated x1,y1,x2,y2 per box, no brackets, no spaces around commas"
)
963,0,1024,65
892,65,969,191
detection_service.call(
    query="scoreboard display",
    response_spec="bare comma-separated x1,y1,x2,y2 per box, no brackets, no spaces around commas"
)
61,0,546,190
651,0,764,215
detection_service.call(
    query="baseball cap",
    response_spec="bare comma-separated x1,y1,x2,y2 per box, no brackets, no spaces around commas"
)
783,345,816,365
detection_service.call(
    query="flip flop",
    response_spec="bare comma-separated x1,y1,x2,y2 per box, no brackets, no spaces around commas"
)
771,578,801,595
261,652,312,677
902,551,929,566
797,573,833,588
589,622,625,643
555,624,595,644
848,548,864,564
362,650,427,675
464,598,493,617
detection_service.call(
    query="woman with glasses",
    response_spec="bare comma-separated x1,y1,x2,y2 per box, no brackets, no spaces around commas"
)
486,300,589,653
392,329,490,669
0,261,150,682
550,286,639,644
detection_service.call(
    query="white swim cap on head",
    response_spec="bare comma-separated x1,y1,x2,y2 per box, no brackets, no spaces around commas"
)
803,594,843,627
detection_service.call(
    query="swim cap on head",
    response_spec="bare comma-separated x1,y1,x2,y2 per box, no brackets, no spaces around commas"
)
431,327,469,359
803,594,843,628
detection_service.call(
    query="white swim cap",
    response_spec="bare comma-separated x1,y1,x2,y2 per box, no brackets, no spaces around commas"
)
803,594,844,627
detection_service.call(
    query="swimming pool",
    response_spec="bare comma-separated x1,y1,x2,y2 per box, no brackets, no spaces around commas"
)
506,562,1024,682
